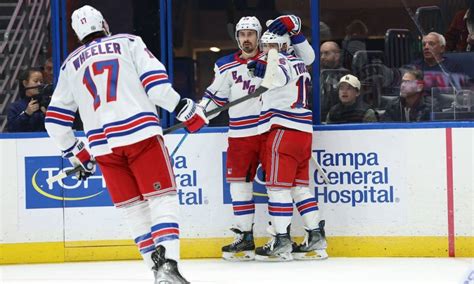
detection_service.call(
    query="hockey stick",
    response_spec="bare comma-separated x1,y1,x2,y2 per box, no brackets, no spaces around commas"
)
163,49,278,135
47,49,279,184
311,155,330,184
163,91,263,134
168,96,215,159
170,132,188,158
46,166,82,187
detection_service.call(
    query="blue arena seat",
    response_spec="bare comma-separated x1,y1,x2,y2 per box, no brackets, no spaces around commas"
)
444,52,474,80
415,6,445,34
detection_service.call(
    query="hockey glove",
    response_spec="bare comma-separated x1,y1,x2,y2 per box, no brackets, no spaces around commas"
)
175,98,209,133
268,15,301,36
247,60,267,78
62,140,96,180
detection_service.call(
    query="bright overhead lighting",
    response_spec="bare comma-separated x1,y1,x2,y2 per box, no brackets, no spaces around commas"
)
210,47,221,52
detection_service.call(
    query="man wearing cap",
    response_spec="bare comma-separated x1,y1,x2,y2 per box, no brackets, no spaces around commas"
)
326,74,378,124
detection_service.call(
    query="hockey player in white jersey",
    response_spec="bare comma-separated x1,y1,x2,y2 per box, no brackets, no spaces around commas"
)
45,5,207,283
199,15,315,261
249,31,328,261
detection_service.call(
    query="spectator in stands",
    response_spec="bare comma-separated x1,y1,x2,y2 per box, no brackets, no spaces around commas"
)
320,41,347,121
321,41,341,69
42,57,53,84
7,67,46,132
326,74,378,124
416,33,458,69
378,32,468,99
409,32,467,95
320,21,332,41
445,0,474,52
382,69,431,122
341,19,369,70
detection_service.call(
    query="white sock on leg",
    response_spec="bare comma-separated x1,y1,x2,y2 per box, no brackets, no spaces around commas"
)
267,188,293,234
230,182,255,232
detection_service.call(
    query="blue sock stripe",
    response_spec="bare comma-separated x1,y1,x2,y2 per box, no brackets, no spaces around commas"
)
232,200,255,206
139,245,156,255
134,232,152,244
234,209,255,216
295,198,317,208
300,206,318,216
268,202,293,208
154,234,179,244
269,211,293,217
151,222,179,232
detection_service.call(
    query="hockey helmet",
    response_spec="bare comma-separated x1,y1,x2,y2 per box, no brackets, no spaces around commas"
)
71,5,110,41
260,30,291,53
235,16,262,49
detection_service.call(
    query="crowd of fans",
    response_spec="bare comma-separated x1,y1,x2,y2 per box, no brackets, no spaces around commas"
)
4,2,474,133
320,1,474,124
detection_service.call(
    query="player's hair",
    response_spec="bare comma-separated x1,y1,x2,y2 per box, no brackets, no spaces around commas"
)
18,67,43,98
81,31,108,45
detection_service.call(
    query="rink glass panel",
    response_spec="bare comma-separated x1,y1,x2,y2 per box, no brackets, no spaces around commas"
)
170,0,311,126
319,0,474,123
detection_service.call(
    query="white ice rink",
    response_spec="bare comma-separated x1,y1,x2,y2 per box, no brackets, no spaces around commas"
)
1,257,473,284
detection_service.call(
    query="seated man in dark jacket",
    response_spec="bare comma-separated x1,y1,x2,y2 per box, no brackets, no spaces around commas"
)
410,33,467,94
7,67,47,132
326,74,378,124
383,69,432,122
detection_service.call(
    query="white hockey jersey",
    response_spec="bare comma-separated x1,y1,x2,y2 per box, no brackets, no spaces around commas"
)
257,53,313,134
201,51,264,138
45,34,181,157
201,38,315,138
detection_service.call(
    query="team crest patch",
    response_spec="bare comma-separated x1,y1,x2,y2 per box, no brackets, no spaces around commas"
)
153,182,161,191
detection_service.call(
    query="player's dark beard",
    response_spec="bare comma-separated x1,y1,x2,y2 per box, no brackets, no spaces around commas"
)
242,41,254,54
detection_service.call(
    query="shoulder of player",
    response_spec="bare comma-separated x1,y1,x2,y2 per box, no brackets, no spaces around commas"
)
215,52,243,73
103,33,139,42
61,34,140,70
61,44,87,70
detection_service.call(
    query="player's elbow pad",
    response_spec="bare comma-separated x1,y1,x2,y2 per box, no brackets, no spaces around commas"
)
272,67,290,88
303,51,315,66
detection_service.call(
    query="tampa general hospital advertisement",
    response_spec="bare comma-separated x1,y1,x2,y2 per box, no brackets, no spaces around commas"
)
0,127,472,263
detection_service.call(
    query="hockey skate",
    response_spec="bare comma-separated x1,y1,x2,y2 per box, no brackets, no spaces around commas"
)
222,227,255,261
292,220,328,260
255,225,293,262
151,245,190,284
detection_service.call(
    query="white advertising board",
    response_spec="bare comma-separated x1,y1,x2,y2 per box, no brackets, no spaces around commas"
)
0,126,472,262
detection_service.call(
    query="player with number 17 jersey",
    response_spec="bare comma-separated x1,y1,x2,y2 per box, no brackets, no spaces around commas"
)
47,34,179,157
45,5,205,283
